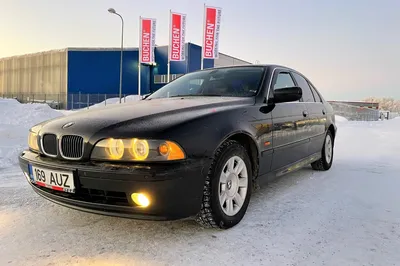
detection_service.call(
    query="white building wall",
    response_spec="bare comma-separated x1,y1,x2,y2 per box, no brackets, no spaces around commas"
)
0,49,68,98
213,53,252,68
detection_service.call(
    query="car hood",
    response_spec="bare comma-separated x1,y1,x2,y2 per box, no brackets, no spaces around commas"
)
39,97,254,139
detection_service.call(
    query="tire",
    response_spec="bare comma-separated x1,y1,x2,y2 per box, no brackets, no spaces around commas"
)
311,130,334,171
195,140,252,229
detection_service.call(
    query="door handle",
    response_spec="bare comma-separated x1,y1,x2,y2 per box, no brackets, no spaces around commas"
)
322,109,326,115
303,110,308,117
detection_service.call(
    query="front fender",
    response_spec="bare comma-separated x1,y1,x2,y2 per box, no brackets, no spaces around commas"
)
163,107,262,160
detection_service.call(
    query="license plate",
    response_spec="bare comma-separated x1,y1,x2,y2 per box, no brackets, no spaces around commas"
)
28,164,75,193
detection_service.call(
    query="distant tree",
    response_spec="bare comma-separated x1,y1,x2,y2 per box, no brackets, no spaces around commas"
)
363,97,400,112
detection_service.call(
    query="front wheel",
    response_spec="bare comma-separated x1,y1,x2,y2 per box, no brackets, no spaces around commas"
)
195,140,252,229
311,130,334,171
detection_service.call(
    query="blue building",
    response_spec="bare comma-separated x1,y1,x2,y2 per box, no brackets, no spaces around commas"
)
0,43,251,109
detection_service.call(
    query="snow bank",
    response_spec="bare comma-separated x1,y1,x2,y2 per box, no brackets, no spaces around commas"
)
58,95,144,116
335,115,348,123
0,95,144,167
0,99,63,169
83,95,143,109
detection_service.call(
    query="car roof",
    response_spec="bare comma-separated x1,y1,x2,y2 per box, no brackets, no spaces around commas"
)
196,64,295,73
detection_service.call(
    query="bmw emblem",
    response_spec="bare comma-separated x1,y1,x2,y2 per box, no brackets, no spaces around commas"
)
62,122,75,129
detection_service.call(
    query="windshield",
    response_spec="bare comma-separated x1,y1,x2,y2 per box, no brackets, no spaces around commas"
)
147,66,265,99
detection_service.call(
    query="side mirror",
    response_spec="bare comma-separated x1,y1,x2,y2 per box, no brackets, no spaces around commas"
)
273,86,302,103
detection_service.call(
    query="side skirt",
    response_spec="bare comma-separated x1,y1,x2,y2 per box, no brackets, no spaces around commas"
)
256,152,321,187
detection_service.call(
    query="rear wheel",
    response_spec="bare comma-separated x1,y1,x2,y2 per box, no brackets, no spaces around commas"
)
311,130,334,171
195,140,252,229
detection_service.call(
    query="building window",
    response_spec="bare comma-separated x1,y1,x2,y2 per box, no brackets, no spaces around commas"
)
154,74,184,84
154,75,167,84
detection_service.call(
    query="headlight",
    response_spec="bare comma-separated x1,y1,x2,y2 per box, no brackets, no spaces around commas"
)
28,124,42,152
28,132,39,152
90,138,186,162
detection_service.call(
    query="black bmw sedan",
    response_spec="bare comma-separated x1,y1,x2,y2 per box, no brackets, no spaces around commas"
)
18,65,337,229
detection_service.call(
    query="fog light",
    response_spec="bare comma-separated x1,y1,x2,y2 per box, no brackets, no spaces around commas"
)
131,193,150,207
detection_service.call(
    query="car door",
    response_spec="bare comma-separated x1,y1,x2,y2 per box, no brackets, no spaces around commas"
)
291,72,327,156
270,70,310,171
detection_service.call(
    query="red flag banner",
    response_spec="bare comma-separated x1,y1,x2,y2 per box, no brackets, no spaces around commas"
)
169,12,187,61
203,6,222,59
139,17,157,64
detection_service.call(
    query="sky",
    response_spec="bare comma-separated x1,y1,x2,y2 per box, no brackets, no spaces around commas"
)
0,0,399,101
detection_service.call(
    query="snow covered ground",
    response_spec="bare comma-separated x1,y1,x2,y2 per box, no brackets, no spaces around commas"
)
1,99,400,266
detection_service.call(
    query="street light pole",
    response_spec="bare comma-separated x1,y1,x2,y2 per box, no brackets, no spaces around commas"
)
108,8,124,104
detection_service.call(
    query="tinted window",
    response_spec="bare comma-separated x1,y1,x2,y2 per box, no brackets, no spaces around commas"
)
273,72,295,90
147,67,265,99
291,72,315,102
309,83,322,102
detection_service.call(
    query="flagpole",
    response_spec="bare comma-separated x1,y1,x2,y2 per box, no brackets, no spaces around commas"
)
167,10,171,83
138,16,141,96
200,4,205,70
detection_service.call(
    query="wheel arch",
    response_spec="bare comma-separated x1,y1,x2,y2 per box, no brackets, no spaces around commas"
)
217,131,260,182
327,124,336,145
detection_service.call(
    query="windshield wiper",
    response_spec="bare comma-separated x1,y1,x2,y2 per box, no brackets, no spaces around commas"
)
167,95,194,98
149,94,226,99
199,94,224,97
168,94,224,97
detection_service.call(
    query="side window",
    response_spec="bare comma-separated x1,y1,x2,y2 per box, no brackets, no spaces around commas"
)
309,83,322,102
291,72,315,102
273,72,295,90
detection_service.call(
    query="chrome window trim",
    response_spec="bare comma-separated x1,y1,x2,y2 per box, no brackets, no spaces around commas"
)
265,67,288,102
266,67,313,105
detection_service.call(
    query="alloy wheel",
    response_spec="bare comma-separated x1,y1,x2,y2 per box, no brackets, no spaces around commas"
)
325,134,333,164
218,156,248,216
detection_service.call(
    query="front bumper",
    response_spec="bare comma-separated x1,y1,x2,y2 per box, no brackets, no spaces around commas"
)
19,150,208,221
